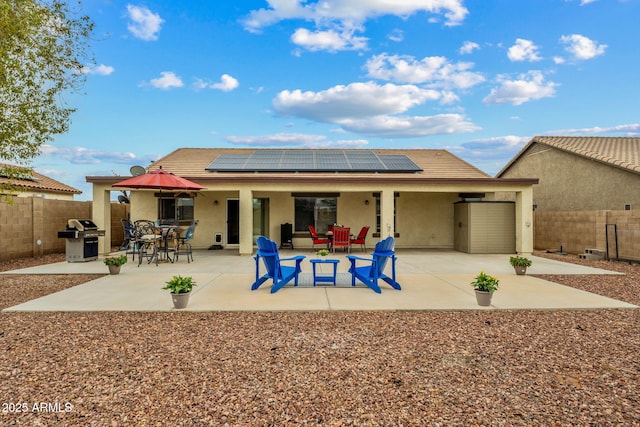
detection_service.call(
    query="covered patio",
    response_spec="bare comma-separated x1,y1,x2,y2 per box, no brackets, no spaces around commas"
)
87,148,539,257
2,250,635,312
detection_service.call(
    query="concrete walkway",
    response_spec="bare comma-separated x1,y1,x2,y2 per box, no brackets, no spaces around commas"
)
2,250,636,312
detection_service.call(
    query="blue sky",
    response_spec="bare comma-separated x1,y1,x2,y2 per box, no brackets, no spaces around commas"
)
34,0,640,199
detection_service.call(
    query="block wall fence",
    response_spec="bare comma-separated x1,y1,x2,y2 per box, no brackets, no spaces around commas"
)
534,210,640,261
0,198,129,262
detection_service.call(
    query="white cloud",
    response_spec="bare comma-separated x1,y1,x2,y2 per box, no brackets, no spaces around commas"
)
272,81,479,138
126,4,164,41
241,0,468,35
291,24,368,52
225,133,368,148
507,38,542,62
483,71,558,106
560,34,607,60
40,145,157,165
459,41,480,55
213,74,239,92
194,74,240,92
387,29,404,43
546,123,640,136
149,71,183,90
458,135,530,154
448,135,531,175
364,53,485,90
80,64,115,76
36,168,65,177
439,91,460,104
273,81,440,122
340,114,480,138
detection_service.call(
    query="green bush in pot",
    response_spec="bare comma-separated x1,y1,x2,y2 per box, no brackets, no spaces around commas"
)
162,275,196,294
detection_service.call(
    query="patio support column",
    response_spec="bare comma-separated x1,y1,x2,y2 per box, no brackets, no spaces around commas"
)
93,184,111,255
515,186,534,255
239,188,254,256
380,189,395,239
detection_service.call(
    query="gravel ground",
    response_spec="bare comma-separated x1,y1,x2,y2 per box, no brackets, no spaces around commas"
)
0,253,638,425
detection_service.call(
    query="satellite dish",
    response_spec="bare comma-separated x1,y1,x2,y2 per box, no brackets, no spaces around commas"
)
117,195,130,204
130,165,146,176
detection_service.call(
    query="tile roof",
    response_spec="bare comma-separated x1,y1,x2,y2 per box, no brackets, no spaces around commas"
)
0,164,81,194
146,148,491,180
497,136,640,177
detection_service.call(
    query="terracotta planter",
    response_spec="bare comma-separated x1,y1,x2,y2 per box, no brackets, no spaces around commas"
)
108,265,121,275
514,266,527,275
474,290,493,307
171,292,190,309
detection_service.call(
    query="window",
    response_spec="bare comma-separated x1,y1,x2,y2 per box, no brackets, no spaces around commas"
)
374,192,398,234
158,196,194,223
294,197,336,233
253,198,270,242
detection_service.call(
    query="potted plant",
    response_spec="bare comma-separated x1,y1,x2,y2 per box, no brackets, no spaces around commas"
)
103,254,127,275
509,255,532,275
162,275,196,309
316,249,329,257
470,271,499,306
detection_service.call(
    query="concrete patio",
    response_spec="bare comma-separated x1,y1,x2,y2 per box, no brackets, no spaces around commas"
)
1,249,636,312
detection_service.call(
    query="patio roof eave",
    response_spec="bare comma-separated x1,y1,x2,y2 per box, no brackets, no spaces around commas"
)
87,175,538,186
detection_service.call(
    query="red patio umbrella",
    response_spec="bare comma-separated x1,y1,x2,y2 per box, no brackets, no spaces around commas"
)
112,167,205,191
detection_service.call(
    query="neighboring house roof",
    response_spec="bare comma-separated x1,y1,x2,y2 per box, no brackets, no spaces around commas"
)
496,136,640,177
89,148,536,186
0,164,82,195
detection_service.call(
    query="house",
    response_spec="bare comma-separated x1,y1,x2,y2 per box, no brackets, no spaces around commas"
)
0,164,81,200
87,148,538,256
496,136,640,211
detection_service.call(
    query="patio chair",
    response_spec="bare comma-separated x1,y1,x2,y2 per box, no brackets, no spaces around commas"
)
350,226,370,252
332,226,351,253
251,236,306,293
120,218,136,254
308,225,330,252
346,236,401,293
133,220,161,266
175,220,198,263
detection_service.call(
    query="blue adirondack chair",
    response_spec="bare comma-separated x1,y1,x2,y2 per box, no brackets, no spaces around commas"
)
346,236,401,293
251,236,306,293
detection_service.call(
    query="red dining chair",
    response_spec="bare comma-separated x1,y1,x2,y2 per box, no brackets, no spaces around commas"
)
309,225,330,251
332,227,351,253
350,226,370,252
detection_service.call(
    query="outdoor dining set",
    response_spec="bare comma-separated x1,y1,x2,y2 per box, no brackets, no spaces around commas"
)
121,219,198,266
308,224,370,253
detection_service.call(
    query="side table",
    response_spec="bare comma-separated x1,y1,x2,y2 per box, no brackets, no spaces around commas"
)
309,259,340,286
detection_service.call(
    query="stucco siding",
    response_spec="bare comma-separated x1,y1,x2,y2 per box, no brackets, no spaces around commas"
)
501,143,640,211
398,192,457,248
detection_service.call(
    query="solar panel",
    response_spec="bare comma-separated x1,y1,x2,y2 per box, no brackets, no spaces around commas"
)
205,150,422,173
380,155,423,171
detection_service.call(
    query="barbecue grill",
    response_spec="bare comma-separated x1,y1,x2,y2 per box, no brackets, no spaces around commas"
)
57,219,105,262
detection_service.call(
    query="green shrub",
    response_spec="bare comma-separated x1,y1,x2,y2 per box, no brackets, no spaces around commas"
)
509,256,532,268
471,271,500,293
103,254,127,267
162,275,196,294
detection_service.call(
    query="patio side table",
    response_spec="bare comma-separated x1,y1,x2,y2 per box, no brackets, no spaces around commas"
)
310,259,340,286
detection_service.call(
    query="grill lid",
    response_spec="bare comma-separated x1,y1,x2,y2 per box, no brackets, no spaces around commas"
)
67,219,98,231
